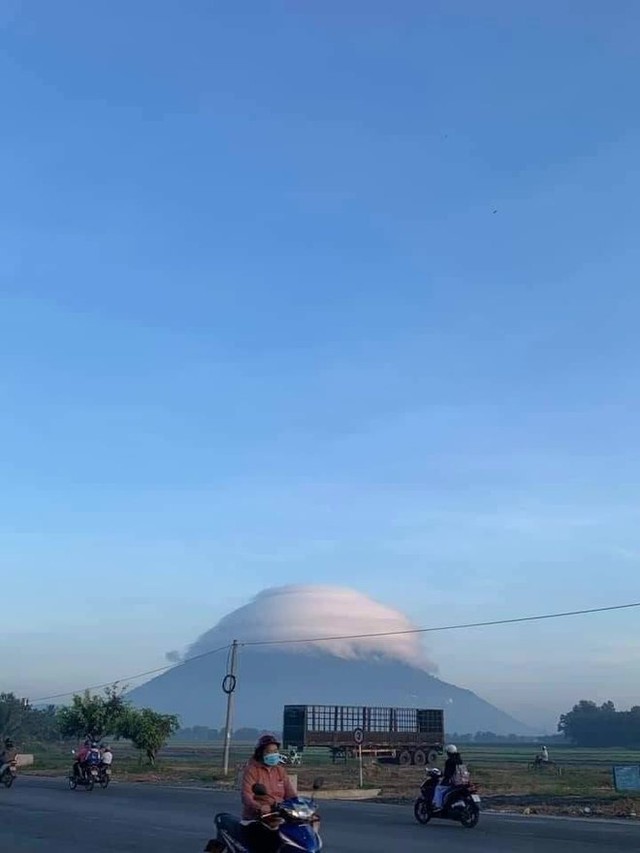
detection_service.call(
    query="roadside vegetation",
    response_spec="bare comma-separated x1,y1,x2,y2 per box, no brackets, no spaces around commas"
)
4,691,640,818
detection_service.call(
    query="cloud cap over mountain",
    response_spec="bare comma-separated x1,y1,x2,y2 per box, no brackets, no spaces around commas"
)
185,585,436,671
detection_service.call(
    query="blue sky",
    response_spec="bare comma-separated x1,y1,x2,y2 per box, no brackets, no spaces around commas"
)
1,1,639,728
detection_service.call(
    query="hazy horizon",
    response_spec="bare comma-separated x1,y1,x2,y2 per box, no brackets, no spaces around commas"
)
2,2,639,734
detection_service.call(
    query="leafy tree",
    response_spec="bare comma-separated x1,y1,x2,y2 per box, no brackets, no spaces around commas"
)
25,705,60,742
57,686,127,741
0,694,61,743
117,707,179,765
0,693,30,740
559,700,640,747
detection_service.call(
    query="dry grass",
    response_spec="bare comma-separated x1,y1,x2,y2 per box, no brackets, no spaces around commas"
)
20,743,640,818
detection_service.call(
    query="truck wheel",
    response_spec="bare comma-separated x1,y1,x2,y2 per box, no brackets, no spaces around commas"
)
413,749,427,766
427,750,438,765
398,750,412,766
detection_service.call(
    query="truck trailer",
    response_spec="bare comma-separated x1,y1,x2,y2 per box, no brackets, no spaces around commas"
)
282,704,445,766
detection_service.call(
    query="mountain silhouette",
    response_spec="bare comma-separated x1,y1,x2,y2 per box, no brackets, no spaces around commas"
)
128,586,530,735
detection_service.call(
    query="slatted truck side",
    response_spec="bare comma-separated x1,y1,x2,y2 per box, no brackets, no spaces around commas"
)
283,704,445,766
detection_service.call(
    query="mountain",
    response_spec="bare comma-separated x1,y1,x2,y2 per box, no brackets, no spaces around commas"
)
127,586,530,735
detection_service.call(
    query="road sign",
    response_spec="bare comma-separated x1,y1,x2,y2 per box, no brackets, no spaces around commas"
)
353,727,364,745
613,765,640,792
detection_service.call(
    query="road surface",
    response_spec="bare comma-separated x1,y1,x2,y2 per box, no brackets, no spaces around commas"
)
0,777,637,851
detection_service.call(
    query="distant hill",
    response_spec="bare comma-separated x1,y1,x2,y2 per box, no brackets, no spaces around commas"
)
128,585,531,736
128,646,530,735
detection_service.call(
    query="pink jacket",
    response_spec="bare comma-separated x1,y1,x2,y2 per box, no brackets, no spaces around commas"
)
241,759,296,820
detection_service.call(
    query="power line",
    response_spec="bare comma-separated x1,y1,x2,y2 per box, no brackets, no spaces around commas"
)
31,643,231,704
29,599,640,703
241,600,640,647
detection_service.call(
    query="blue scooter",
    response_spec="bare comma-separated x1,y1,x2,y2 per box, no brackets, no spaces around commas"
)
206,779,324,852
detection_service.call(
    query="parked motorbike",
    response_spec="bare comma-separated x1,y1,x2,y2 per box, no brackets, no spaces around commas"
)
1,759,18,788
205,780,323,852
279,749,302,767
414,767,481,829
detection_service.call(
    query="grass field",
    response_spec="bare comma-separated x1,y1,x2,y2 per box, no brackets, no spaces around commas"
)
22,741,640,793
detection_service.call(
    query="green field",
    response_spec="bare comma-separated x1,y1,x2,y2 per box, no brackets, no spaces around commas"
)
458,744,640,768
23,741,640,786
22,740,640,819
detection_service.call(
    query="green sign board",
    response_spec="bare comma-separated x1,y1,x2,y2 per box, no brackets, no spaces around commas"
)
613,765,640,792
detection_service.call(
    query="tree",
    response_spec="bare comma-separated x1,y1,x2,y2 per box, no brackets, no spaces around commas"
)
25,705,60,742
0,693,30,740
0,694,62,743
558,700,640,747
117,707,179,765
57,686,127,741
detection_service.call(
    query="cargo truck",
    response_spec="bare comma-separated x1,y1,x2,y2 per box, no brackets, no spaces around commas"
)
283,704,445,766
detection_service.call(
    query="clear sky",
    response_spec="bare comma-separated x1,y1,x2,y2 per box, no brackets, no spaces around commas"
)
1,1,639,730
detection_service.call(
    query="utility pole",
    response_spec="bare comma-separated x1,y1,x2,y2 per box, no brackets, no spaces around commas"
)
222,640,238,777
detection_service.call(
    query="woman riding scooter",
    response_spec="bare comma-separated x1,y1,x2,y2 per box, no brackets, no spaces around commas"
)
433,744,463,811
207,734,297,852
240,734,297,852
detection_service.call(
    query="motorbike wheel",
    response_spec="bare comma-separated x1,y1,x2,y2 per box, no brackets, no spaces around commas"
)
413,797,432,825
86,778,95,792
68,776,78,790
460,803,480,829
2,774,14,789
99,775,110,789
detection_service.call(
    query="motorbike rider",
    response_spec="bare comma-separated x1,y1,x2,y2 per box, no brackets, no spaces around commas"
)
100,744,113,770
0,738,18,777
433,744,463,811
73,739,91,779
240,734,297,852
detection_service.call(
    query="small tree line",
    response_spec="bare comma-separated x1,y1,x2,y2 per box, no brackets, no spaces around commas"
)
559,700,640,748
1,687,179,765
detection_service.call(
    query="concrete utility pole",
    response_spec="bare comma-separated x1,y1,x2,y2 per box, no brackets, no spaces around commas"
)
222,640,239,776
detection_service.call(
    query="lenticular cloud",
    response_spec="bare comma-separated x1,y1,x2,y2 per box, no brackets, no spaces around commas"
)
184,585,436,672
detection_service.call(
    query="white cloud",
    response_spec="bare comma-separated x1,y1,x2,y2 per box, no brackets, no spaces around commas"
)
185,584,436,671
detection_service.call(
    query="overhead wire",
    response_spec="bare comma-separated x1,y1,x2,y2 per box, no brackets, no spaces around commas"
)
31,643,232,704
241,600,640,647
28,599,640,702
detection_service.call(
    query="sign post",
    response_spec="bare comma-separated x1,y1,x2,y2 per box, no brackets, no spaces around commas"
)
354,727,364,789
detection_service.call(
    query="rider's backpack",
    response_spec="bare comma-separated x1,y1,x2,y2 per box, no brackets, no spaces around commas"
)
452,764,470,785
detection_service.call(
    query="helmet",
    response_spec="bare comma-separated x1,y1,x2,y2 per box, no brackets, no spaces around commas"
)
445,744,458,755
4,738,13,748
256,733,280,751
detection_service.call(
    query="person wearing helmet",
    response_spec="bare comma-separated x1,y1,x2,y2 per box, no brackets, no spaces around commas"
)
86,742,102,770
0,738,17,777
73,738,92,780
433,744,463,811
241,734,295,819
100,744,113,768
238,734,296,852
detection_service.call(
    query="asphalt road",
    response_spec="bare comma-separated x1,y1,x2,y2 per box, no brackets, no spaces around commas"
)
0,777,637,852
